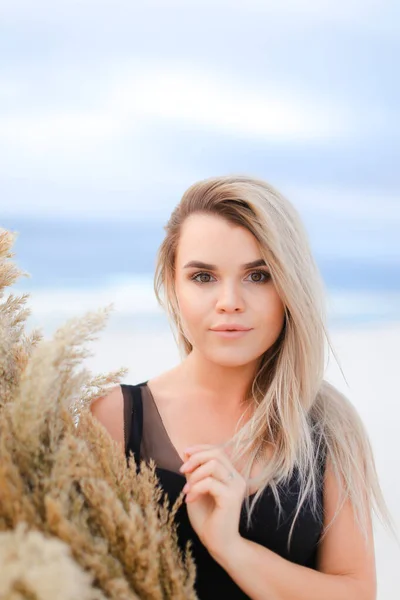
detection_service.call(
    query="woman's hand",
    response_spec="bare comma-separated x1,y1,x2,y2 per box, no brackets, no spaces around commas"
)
179,444,246,561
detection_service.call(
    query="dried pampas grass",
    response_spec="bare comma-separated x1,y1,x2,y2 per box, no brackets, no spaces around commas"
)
0,523,105,600
0,228,198,599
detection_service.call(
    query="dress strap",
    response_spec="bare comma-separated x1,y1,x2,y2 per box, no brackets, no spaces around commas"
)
122,382,145,473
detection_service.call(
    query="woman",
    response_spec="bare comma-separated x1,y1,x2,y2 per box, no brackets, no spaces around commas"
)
91,175,390,599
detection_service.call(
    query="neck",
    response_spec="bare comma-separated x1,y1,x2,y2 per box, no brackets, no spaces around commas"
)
179,349,258,411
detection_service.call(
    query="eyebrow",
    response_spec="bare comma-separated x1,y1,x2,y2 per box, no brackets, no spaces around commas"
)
183,259,267,270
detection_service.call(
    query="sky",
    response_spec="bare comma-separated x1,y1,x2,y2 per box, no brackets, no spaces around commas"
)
1,0,399,270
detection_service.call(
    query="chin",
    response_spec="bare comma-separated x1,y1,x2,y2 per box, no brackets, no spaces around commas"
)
204,348,260,369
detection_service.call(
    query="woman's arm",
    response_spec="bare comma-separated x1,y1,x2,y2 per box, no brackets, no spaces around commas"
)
212,459,377,600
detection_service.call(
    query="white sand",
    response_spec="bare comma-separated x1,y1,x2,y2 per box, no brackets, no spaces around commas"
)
324,324,400,600
85,321,400,599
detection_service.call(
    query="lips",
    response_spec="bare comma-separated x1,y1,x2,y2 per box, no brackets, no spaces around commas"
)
211,325,252,331
210,328,252,339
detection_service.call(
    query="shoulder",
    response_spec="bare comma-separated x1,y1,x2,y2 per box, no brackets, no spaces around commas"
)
89,384,125,447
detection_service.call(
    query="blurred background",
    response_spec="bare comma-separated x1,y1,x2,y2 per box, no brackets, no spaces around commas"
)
1,1,399,597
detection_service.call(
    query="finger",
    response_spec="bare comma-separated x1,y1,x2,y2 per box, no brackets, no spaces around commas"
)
184,444,233,460
184,458,233,488
180,448,233,475
185,475,227,504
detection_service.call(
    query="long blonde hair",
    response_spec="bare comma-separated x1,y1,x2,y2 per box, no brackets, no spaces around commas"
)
154,174,394,548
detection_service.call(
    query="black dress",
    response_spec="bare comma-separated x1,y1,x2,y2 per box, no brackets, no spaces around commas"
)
121,382,326,600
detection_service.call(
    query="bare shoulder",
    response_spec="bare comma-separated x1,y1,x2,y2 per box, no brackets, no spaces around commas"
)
89,384,125,448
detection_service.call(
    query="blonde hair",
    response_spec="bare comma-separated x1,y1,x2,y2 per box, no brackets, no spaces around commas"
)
154,174,394,549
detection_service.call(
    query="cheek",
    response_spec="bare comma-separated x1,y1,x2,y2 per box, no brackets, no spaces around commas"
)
176,284,207,328
259,292,286,340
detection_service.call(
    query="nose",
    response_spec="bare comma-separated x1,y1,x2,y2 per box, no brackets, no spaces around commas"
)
215,281,245,313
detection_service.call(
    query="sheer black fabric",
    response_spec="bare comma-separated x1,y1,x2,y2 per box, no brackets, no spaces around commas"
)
121,382,326,600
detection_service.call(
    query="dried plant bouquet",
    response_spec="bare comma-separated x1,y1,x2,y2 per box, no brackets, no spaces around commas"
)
0,228,198,600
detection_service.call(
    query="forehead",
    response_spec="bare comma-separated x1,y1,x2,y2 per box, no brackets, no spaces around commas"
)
176,213,261,265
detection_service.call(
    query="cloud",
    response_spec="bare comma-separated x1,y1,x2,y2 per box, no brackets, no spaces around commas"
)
0,65,351,148
0,0,396,29
0,112,120,154
282,185,400,222
108,67,350,141
0,0,398,226
0,64,357,188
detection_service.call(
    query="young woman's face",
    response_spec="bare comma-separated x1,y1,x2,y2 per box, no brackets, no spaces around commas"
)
174,213,286,367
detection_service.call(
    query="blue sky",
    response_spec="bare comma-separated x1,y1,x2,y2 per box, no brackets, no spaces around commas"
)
1,0,399,268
